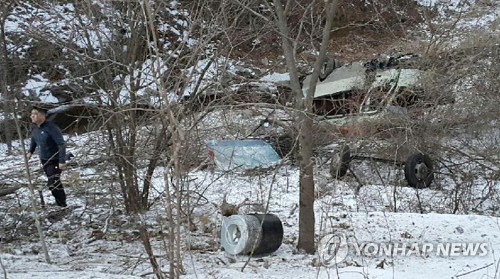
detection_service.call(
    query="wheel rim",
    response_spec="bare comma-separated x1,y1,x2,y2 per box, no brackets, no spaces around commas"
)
414,162,429,181
227,224,242,245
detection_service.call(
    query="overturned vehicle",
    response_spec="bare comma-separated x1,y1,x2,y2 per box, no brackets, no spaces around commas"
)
302,55,448,189
302,54,432,116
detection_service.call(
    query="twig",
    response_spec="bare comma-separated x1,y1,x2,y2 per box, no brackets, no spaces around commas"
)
0,248,7,279
102,207,114,234
349,167,364,195
0,186,21,197
453,263,493,278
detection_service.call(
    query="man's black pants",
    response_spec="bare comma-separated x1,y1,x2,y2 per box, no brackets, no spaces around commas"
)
42,160,67,207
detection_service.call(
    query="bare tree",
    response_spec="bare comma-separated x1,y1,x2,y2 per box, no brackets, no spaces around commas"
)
12,1,174,276
0,0,16,153
270,0,339,253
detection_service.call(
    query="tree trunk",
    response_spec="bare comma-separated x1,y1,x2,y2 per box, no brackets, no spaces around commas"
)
297,113,315,253
272,0,338,254
0,8,13,153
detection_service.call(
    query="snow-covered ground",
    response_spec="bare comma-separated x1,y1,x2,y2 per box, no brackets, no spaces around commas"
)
1,108,499,278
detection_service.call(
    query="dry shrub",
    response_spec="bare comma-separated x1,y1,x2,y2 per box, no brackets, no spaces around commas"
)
335,0,424,30
406,32,500,214
183,0,430,64
25,40,63,75
422,32,499,129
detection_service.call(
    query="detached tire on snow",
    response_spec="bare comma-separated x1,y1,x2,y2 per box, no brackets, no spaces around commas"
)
404,153,434,188
330,145,351,179
221,214,283,256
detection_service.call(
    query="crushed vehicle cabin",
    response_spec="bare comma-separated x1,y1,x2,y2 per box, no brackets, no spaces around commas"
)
301,54,429,116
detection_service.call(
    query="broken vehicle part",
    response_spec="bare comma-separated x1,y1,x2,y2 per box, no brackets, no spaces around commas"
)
206,140,281,171
330,145,435,188
302,55,427,116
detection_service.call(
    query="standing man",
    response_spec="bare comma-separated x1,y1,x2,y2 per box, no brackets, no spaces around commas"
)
27,107,67,207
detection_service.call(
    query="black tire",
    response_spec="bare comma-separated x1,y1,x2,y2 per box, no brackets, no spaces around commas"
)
319,57,337,81
221,214,283,255
330,145,351,179
404,153,434,188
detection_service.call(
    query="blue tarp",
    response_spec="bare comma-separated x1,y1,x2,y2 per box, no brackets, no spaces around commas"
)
206,140,281,171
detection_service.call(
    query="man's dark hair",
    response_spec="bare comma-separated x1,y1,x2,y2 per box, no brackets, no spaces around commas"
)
32,106,48,115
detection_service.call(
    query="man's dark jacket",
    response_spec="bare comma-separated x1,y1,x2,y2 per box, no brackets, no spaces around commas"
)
29,121,66,163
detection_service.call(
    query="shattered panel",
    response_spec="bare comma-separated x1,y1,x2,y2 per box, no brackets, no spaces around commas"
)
206,140,281,171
